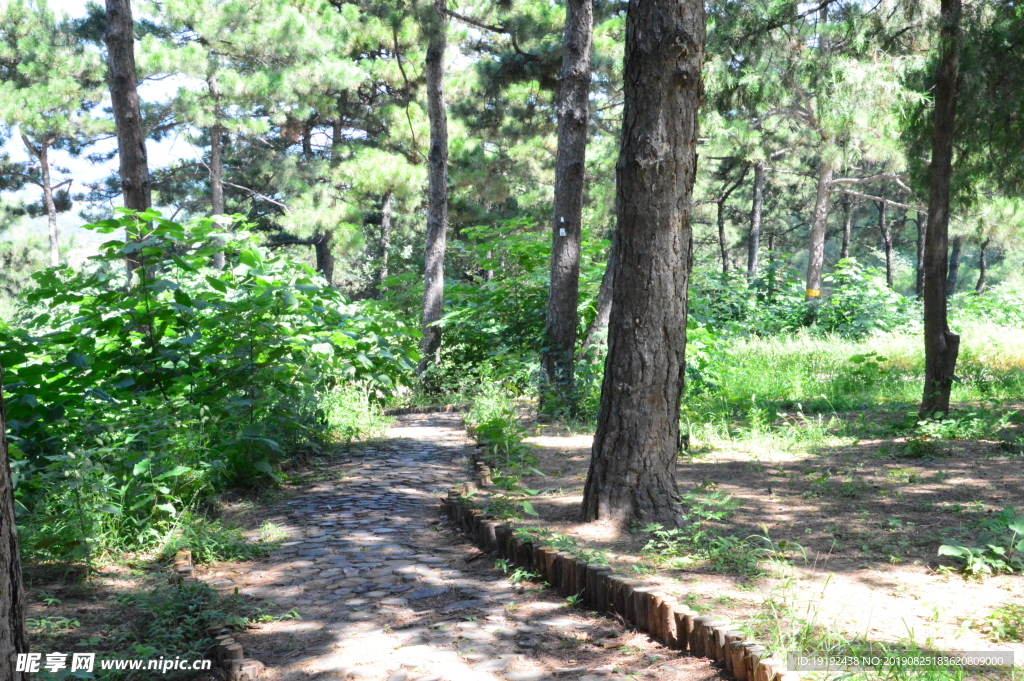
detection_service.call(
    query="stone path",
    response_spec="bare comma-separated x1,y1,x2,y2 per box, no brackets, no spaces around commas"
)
202,414,722,681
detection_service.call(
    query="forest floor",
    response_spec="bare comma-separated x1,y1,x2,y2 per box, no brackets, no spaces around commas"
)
501,410,1024,665
22,413,724,681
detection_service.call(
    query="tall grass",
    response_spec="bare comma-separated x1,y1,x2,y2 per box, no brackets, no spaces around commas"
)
682,324,1024,447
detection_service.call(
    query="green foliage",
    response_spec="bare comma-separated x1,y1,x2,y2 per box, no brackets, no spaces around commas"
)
938,507,1024,576
157,512,277,565
915,408,1015,441
513,527,609,565
975,602,1024,643
1,211,416,562
321,384,391,445
493,559,542,585
641,487,764,574
817,260,915,337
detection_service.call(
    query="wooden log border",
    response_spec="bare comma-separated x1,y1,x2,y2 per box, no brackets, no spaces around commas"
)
440,489,800,681
172,550,265,681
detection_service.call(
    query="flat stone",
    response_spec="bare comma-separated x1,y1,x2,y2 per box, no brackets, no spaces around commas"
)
441,599,485,612
473,658,511,672
505,673,550,681
407,585,448,600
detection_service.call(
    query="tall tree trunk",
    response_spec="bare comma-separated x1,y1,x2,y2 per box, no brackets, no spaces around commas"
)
541,0,594,408
302,121,313,156
418,0,449,376
22,136,59,267
104,0,151,275
0,370,28,681
920,0,962,418
840,194,852,260
946,234,963,296
805,160,834,299
209,122,226,270
878,200,893,288
314,230,335,285
580,0,703,527
375,191,393,299
581,234,616,352
717,198,730,275
747,161,765,280
975,237,989,292
916,210,927,298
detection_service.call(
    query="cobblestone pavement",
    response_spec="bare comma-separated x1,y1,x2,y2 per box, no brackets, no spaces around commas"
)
204,414,722,681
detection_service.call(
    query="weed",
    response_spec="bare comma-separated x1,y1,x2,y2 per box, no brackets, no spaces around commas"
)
973,602,1024,642
938,506,1024,575
157,512,275,564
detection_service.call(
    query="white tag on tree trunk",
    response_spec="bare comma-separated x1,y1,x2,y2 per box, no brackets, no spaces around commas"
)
559,228,567,237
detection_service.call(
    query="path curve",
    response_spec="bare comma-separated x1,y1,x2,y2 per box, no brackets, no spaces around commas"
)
203,414,723,681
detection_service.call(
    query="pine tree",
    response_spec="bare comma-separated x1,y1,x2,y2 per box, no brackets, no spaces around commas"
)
0,0,106,266
581,0,704,527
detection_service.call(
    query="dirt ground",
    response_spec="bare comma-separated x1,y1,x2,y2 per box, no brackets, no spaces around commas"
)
493,423,1024,660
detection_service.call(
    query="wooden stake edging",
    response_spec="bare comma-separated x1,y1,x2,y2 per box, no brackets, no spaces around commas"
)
442,494,801,681
172,550,265,680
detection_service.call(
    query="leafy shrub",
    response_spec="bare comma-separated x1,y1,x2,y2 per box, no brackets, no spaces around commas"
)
816,259,916,337
1,211,416,561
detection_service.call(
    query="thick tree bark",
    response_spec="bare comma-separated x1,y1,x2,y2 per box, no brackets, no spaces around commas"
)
541,0,593,408
375,191,393,299
878,200,893,287
916,210,927,298
975,237,989,292
714,171,746,276
920,0,961,418
0,370,28,681
747,161,765,280
946,234,963,296
314,230,335,285
104,0,152,275
805,160,834,299
210,122,226,270
302,121,313,156
418,0,449,375
717,199,730,275
581,235,616,352
840,194,852,260
580,0,704,527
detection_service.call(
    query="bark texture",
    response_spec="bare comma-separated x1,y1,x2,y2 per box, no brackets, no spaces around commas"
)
975,238,989,292
21,136,59,267
878,200,893,287
541,0,593,407
840,194,852,260
916,210,927,298
418,0,449,375
314,230,335,285
0,370,28,681
920,0,961,418
805,160,834,299
104,0,152,274
946,234,963,296
210,121,226,270
747,161,765,279
580,0,704,527
581,235,616,351
376,191,393,299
